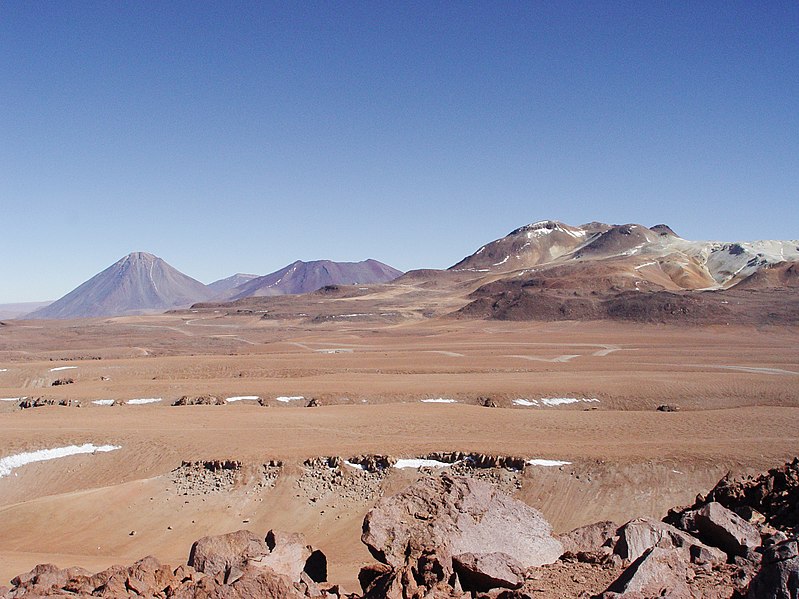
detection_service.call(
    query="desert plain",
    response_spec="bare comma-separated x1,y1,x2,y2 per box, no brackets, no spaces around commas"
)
1,304,798,591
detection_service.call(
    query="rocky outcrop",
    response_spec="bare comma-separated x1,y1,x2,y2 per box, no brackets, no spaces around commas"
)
667,458,799,533
18,397,81,409
172,395,227,406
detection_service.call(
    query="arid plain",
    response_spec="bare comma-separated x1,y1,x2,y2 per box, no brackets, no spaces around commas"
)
1,299,798,590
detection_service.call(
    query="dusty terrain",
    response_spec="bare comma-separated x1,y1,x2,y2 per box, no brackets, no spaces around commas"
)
1,309,797,591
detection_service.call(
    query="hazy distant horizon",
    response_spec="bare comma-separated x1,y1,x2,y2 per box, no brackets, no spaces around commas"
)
2,2,797,303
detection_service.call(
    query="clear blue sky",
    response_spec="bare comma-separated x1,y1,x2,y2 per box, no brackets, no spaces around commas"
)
1,1,797,302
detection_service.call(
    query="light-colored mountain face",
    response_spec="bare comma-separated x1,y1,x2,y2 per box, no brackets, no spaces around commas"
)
224,259,404,301
25,252,213,319
451,220,799,291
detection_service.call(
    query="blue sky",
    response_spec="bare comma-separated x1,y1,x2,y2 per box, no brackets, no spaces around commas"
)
1,1,797,302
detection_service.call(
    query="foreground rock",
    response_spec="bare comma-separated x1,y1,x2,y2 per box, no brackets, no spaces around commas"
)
4,530,334,598
4,458,799,598
362,474,562,570
601,547,693,598
747,537,799,598
359,473,562,597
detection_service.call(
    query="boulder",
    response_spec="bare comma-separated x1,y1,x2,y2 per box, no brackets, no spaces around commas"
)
452,552,524,592
362,474,562,573
559,520,618,555
614,517,726,564
188,529,268,577
247,529,327,583
172,565,306,599
690,501,761,557
601,547,693,598
747,538,799,599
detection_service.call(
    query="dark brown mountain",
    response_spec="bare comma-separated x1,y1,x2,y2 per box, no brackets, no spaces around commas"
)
223,259,403,301
25,252,213,319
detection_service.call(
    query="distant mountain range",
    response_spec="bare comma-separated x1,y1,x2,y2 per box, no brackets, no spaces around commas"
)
218,259,404,301
21,255,403,320
14,220,799,320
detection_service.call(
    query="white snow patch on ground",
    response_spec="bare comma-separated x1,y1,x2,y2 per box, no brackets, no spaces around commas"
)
127,398,163,405
276,396,304,403
343,460,368,470
49,366,77,372
492,255,510,266
0,369,7,372
421,398,457,403
316,349,353,354
515,398,599,407
541,397,582,406
0,397,24,402
225,396,259,402
92,400,115,406
634,261,658,270
513,399,539,407
527,459,571,467
394,458,456,469
0,444,121,477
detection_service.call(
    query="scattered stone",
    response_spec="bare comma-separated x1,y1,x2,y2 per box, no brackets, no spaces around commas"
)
657,404,680,412
51,377,74,386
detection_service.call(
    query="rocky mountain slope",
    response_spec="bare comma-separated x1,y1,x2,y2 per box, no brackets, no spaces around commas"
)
447,220,799,323
451,220,799,291
25,253,214,320
221,260,403,301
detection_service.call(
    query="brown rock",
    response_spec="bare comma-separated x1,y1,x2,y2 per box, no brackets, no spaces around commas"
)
247,529,327,583
188,529,268,577
362,474,562,572
452,552,524,592
747,538,799,599
614,517,726,564
602,547,693,598
690,501,761,557
559,520,618,555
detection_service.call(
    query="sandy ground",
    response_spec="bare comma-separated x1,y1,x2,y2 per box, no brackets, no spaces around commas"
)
0,315,798,588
